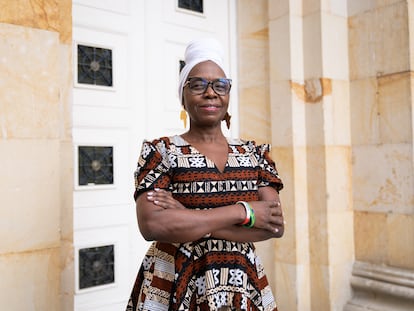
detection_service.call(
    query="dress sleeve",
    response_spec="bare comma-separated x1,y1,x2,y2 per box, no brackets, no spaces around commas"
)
255,143,284,192
133,138,172,201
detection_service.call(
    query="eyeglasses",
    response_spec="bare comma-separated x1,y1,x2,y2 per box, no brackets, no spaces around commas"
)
184,77,232,96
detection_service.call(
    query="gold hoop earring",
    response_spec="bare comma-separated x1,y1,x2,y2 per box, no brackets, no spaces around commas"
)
180,109,187,128
223,112,231,129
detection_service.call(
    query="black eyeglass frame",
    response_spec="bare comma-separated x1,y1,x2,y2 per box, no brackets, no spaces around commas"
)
184,77,232,96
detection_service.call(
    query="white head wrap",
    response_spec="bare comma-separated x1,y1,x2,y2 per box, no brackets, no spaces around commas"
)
178,37,228,102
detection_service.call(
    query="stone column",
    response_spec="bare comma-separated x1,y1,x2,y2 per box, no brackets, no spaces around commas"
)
236,0,279,291
268,0,353,310
0,1,74,310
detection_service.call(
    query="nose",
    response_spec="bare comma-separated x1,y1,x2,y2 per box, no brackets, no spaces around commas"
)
204,82,216,96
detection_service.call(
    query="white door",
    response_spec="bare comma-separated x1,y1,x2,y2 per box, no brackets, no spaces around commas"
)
72,1,237,310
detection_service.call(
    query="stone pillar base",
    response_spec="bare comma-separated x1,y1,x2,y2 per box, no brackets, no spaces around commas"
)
344,261,414,311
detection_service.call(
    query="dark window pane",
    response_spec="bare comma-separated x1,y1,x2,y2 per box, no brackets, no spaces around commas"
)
79,245,115,289
77,44,113,87
178,0,203,13
78,146,113,186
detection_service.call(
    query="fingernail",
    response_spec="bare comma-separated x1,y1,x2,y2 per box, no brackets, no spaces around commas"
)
147,191,153,196
154,200,159,205
275,228,279,233
154,188,160,191
284,220,287,225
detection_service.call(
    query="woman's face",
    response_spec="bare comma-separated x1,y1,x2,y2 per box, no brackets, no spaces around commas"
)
182,61,230,128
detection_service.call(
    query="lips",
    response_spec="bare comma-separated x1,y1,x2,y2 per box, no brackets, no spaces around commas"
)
199,102,221,108
199,104,221,112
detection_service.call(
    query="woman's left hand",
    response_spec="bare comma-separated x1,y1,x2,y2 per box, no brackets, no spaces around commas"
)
146,188,186,209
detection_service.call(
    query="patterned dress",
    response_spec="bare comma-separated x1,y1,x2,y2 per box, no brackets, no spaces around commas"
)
126,135,283,311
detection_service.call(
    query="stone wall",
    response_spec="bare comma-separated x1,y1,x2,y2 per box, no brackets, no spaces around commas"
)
348,0,414,270
0,1,73,310
345,0,414,309
238,0,413,310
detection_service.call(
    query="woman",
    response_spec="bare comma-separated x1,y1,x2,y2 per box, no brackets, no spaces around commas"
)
126,38,284,311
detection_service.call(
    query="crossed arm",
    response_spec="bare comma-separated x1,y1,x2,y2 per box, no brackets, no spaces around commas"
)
135,186,284,244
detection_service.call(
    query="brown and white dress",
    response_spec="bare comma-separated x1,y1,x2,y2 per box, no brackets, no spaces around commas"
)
126,135,283,311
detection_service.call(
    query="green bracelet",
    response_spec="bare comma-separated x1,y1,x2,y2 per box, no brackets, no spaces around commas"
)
246,206,255,228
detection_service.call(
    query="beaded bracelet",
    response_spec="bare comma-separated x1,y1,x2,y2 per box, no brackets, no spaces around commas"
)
236,201,256,228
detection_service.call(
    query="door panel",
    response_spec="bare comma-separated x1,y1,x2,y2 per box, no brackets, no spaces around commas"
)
144,0,235,139
72,1,236,309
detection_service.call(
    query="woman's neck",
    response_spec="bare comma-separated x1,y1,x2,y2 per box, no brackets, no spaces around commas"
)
182,127,226,143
